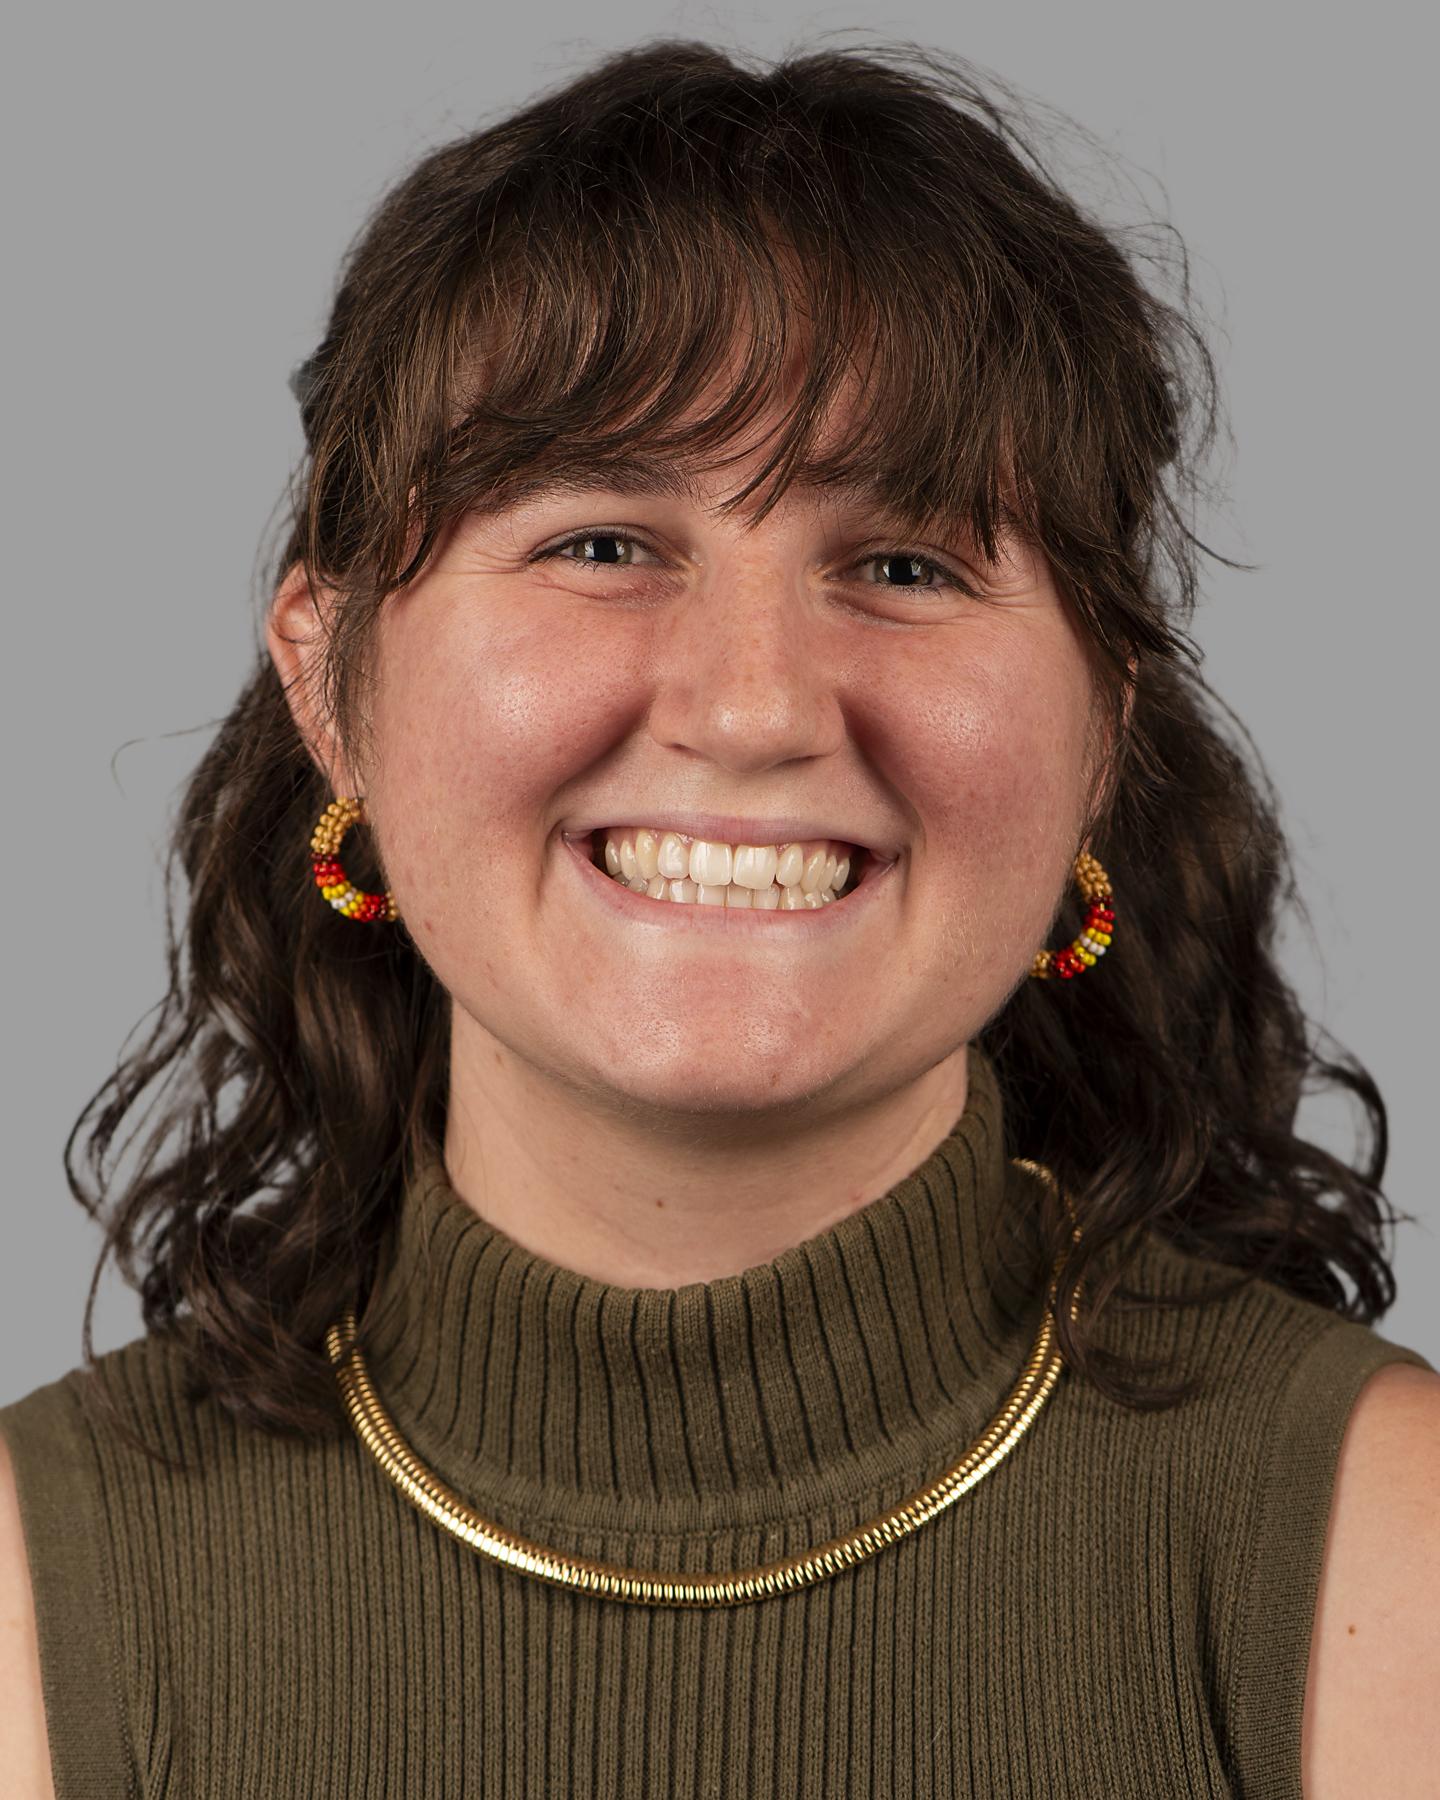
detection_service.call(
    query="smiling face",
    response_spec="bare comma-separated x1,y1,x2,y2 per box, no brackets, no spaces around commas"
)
272,407,1109,1136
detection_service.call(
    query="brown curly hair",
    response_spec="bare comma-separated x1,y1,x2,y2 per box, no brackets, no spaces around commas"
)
66,35,1414,1444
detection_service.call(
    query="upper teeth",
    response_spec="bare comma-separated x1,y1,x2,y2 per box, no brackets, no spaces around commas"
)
600,829,853,901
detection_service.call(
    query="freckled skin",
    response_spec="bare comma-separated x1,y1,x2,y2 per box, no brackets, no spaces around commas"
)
368,481,1094,1113
269,401,1110,1286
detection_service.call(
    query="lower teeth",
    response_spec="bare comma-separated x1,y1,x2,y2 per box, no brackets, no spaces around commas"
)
586,835,862,906
603,869,846,908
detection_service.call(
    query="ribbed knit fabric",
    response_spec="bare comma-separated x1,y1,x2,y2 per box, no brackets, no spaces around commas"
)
3,1041,1432,1799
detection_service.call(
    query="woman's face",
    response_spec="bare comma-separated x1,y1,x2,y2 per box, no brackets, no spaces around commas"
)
275,416,1105,1133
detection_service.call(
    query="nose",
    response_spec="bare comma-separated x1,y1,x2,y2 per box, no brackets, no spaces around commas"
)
643,562,846,774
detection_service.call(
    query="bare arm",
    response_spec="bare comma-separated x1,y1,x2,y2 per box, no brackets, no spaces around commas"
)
1302,1362,1440,1798
0,1428,55,1799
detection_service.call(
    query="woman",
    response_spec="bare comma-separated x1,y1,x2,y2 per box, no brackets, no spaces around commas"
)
2,36,1435,1799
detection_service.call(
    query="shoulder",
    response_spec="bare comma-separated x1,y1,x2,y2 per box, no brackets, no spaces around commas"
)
1302,1360,1440,1797
0,1330,211,1799
0,1425,55,1798
0,1323,287,1544
1107,1227,1432,1409
1079,1229,1435,1792
1107,1229,1436,1543
1,1327,364,1795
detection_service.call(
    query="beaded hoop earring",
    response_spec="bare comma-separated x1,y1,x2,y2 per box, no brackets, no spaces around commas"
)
1029,851,1115,980
309,796,399,923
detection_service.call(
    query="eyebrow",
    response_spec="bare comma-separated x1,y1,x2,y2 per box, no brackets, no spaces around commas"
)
492,464,708,508
462,455,900,527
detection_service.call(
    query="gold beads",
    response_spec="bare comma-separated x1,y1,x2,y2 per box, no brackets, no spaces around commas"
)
1030,851,1116,982
309,796,399,924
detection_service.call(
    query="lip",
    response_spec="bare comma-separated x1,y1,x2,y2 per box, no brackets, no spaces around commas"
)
561,813,900,861
559,829,899,931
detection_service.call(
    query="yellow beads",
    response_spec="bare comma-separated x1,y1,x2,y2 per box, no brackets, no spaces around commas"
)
1031,852,1116,982
309,796,399,924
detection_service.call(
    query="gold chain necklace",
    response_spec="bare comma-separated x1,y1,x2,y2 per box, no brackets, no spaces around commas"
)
326,1156,1080,1608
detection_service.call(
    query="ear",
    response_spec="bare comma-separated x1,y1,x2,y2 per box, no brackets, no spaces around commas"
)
266,562,361,796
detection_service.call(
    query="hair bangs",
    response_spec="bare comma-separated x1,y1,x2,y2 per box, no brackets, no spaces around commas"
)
414,127,1047,581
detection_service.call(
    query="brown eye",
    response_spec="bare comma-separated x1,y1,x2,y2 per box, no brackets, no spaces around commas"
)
552,532,640,565
855,549,978,596
867,552,940,589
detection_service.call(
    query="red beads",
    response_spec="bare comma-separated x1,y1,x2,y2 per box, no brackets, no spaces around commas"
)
308,797,399,924
1030,852,1116,982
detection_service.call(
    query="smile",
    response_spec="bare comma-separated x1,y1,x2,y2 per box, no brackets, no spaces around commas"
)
561,828,896,925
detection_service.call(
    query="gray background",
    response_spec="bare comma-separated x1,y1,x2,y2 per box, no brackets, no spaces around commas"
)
6,3,1435,1406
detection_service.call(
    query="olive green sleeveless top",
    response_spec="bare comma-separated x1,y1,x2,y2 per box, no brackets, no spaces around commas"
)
4,1044,1431,1798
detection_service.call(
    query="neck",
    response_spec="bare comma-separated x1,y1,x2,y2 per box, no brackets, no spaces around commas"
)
366,1037,1043,1516
441,1006,971,1288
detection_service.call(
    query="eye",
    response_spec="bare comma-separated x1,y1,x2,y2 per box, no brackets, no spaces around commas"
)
532,530,979,596
534,530,658,569
855,550,963,594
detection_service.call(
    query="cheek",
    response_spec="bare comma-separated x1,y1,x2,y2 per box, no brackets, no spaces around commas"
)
894,640,1093,953
360,609,628,908
904,645,1090,827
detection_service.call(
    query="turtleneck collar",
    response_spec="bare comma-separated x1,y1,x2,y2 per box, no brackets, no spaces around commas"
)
361,1042,1052,1536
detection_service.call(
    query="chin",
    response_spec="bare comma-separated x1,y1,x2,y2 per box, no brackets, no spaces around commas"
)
577,1041,862,1123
